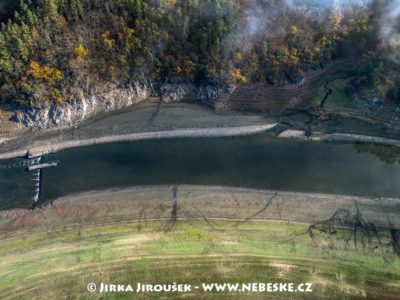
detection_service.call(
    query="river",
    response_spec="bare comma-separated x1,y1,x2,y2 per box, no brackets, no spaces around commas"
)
1,134,400,210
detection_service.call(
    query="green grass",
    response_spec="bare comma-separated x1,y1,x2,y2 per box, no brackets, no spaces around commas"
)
0,220,399,299
302,67,358,111
324,79,356,109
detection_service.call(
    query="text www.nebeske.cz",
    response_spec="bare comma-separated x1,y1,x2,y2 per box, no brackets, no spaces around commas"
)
89,282,313,293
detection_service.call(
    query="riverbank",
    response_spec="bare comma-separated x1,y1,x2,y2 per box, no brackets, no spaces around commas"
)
25,124,277,158
3,124,400,160
0,100,272,159
278,129,400,146
1,98,400,160
1,185,399,299
0,124,277,159
2,185,399,228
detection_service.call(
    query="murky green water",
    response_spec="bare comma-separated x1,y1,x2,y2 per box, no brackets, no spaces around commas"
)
1,134,400,210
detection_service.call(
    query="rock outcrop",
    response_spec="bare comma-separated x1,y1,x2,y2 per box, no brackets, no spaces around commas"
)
13,83,153,129
159,83,234,105
12,82,234,129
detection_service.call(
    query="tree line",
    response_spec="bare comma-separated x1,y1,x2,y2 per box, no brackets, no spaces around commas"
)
0,0,395,106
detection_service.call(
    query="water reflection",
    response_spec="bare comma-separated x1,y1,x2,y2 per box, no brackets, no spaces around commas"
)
354,143,400,165
2,136,400,210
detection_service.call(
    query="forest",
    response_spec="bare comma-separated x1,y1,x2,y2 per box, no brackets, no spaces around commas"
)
0,0,399,106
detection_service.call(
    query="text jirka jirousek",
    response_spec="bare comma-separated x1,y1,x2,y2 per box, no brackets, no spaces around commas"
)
92,282,313,293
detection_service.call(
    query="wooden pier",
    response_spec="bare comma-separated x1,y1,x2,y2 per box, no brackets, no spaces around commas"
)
27,161,59,172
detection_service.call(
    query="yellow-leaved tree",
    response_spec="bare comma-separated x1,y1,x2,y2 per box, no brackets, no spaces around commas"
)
230,69,247,84
75,44,89,63
27,61,63,84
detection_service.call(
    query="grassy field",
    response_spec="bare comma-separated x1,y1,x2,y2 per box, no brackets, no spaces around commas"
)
0,220,399,299
0,186,399,299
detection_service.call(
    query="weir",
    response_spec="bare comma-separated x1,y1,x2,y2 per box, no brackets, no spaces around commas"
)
30,157,43,203
32,169,42,203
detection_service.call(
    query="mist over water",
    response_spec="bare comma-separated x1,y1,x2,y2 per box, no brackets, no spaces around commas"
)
288,0,370,10
236,0,398,47
226,0,373,53
381,0,400,47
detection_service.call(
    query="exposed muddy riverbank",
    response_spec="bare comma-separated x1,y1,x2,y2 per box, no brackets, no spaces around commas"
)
0,99,270,159
1,99,400,160
2,185,400,230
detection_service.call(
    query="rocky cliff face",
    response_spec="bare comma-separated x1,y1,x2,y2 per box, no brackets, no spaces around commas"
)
12,83,153,129
160,83,234,105
12,82,234,129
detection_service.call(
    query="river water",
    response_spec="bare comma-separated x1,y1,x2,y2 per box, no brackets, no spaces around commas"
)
1,134,400,210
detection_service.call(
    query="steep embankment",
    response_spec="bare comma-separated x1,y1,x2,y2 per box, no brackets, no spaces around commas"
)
12,84,152,128
213,59,354,112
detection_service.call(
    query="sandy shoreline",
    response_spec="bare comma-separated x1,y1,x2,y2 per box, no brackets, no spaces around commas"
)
1,185,399,230
51,184,400,228
52,184,400,205
0,124,277,159
2,124,400,160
